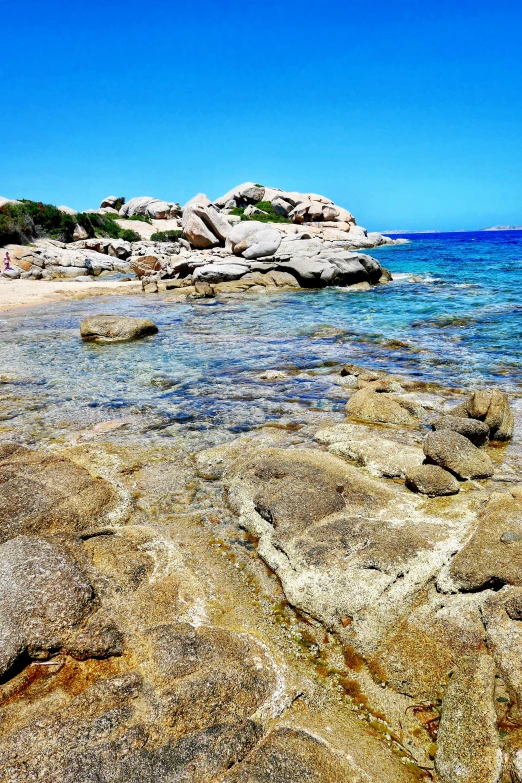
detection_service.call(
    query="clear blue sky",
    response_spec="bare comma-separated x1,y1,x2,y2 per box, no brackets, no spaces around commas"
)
1,0,521,230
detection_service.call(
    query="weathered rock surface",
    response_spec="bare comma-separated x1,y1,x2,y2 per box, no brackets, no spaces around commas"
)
346,386,423,425
315,423,424,478
221,445,474,662
424,429,494,479
432,414,490,446
80,315,158,343
237,228,282,260
406,464,461,496
120,196,180,220
0,535,94,676
435,653,502,783
447,492,522,590
0,443,119,542
468,388,514,441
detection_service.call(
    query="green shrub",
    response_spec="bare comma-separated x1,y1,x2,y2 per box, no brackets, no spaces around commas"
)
150,229,183,242
119,228,141,242
126,213,152,225
113,197,125,211
231,201,292,224
0,199,143,246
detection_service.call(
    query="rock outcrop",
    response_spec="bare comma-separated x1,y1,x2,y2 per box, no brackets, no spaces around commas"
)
80,315,159,343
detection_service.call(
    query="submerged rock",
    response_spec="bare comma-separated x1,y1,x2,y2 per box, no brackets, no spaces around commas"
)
80,315,159,343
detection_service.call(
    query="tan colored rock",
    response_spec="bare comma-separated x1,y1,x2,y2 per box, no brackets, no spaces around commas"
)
431,415,490,447
267,270,300,287
346,387,422,426
435,653,502,783
130,254,161,278
73,224,89,241
466,388,514,441
405,465,460,497
423,429,494,479
448,492,522,590
482,588,522,720
315,424,424,479
183,212,219,248
80,315,158,343
0,443,119,543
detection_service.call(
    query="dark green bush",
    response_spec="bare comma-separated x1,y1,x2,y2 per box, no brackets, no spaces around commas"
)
119,228,141,242
150,230,183,242
0,199,142,246
231,201,292,224
126,213,152,225
113,197,125,211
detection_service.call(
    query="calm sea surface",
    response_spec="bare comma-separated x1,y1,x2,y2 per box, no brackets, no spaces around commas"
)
1,230,521,444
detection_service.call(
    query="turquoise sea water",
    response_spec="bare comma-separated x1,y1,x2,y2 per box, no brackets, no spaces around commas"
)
1,231,521,441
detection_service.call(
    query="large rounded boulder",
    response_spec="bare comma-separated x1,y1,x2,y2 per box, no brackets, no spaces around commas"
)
80,315,158,343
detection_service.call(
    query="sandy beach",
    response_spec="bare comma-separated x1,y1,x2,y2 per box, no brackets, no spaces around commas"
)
0,278,142,313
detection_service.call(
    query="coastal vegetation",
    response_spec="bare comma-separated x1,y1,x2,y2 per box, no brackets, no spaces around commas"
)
230,200,292,223
150,229,183,241
0,200,140,245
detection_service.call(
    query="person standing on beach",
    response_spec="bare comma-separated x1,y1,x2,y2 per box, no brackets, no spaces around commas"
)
3,252,12,272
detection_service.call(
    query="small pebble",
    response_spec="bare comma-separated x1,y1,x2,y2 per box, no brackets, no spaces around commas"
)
500,531,521,544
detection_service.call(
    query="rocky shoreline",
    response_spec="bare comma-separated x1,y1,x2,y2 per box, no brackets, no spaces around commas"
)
1,183,403,294
0,322,520,782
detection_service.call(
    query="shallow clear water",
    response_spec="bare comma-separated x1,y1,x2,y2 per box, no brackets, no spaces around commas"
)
1,230,521,443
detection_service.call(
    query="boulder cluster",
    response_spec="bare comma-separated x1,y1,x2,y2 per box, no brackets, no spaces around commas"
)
2,183,401,290
196,364,519,782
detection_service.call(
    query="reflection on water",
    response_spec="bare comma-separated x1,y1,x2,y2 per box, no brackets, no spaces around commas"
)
0,230,521,446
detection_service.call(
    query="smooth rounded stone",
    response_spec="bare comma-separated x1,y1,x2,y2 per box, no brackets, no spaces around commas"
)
423,430,494,479
431,415,490,447
0,535,94,676
192,262,250,283
213,181,265,208
0,442,119,543
500,530,521,543
405,465,460,497
107,239,131,260
80,315,158,343
237,228,282,260
466,388,514,441
435,653,502,783
346,387,422,426
100,195,121,209
446,492,522,591
119,196,177,219
266,270,300,287
229,220,268,250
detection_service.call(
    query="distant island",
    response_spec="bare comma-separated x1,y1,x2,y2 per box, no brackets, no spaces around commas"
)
482,225,522,231
381,226,522,234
